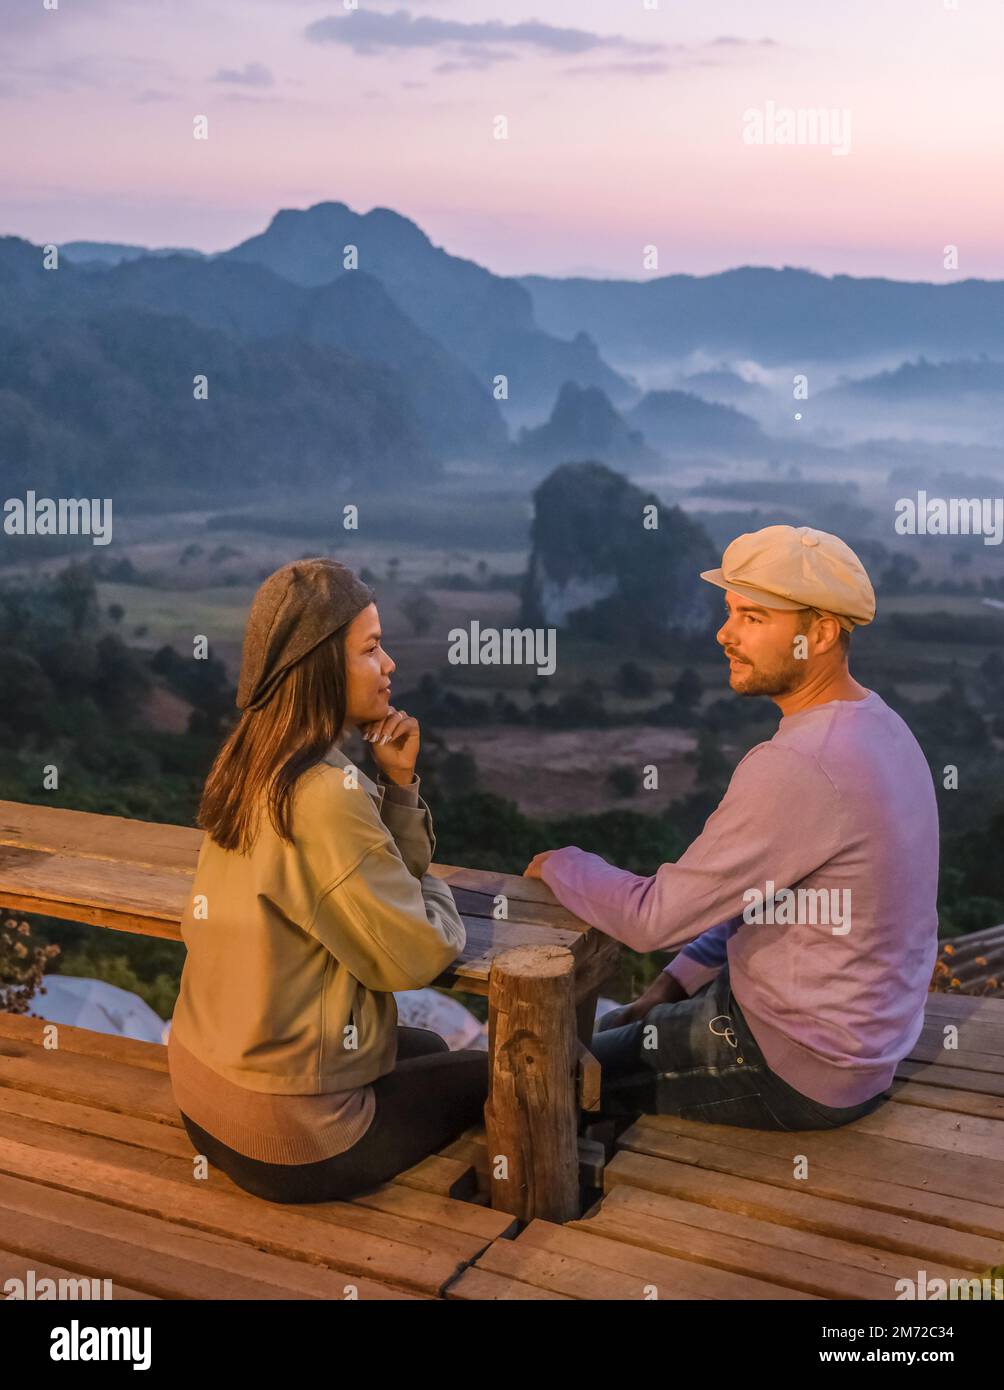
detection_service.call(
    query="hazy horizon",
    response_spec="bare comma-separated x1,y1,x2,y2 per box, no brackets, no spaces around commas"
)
43,209,1004,290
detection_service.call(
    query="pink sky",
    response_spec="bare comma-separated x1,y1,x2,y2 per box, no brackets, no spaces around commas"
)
1,0,1002,281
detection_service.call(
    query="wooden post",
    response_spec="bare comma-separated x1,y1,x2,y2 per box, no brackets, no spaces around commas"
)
484,944,580,1224
575,987,601,1049
572,931,621,1047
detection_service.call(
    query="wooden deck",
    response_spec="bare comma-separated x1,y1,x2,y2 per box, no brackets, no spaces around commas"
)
0,1010,514,1300
2,991,1002,1299
452,990,1004,1299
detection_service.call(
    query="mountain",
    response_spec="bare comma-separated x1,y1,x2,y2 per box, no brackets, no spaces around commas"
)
297,272,508,458
822,356,1004,400
813,355,1004,442
82,251,508,459
626,389,766,454
0,302,436,498
62,241,207,267
0,234,71,304
221,201,634,417
680,368,773,410
0,235,507,465
520,461,719,644
514,381,659,470
518,267,1004,366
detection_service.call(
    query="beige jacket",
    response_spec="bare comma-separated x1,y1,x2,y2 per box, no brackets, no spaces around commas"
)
169,742,466,1093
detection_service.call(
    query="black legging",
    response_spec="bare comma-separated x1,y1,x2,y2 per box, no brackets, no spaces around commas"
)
179,1026,489,1204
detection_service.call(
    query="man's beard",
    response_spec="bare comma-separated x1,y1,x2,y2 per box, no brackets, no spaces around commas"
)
729,651,804,698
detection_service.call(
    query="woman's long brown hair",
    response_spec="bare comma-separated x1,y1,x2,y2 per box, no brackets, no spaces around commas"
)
197,625,350,853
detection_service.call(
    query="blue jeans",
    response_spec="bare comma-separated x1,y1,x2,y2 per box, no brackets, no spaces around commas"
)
588,963,888,1131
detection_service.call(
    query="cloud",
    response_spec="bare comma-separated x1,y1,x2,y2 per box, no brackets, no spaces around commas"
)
564,61,670,79
305,8,661,59
304,12,780,78
563,34,781,80
0,0,119,37
433,43,518,73
710,36,778,47
5,58,112,92
212,61,274,87
221,92,283,103
2,47,174,98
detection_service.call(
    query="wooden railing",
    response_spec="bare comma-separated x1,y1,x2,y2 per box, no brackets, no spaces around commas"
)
0,799,621,1223
932,925,1004,997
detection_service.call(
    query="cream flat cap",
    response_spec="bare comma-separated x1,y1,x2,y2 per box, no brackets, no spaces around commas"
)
700,525,876,631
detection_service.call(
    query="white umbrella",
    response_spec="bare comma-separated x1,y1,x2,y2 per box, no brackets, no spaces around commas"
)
161,986,490,1051
26,976,614,1054
393,988,488,1050
27,975,168,1045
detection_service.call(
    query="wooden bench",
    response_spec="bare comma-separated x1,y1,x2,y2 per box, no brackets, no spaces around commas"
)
0,798,620,1225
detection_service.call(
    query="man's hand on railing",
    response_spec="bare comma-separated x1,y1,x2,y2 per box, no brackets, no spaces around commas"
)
523,849,563,878
595,969,689,1032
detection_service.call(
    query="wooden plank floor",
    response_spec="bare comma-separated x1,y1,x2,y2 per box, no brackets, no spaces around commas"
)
4,992,1003,1300
451,992,1004,1300
0,1012,515,1300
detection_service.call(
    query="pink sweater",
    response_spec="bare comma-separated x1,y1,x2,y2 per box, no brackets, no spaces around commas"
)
540,691,940,1107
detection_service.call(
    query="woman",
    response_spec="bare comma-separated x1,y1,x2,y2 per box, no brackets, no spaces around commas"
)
168,556,489,1203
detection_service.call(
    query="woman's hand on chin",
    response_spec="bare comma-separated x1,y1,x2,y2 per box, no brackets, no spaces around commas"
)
360,706,420,783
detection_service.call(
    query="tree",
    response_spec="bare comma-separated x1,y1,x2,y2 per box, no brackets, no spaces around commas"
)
615,660,655,698
94,633,153,721
606,765,638,798
439,750,479,797
689,728,729,789
878,553,919,595
0,648,56,733
400,589,438,637
672,667,703,711
53,563,98,634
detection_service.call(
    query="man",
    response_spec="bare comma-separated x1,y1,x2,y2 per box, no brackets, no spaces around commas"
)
524,524,940,1131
